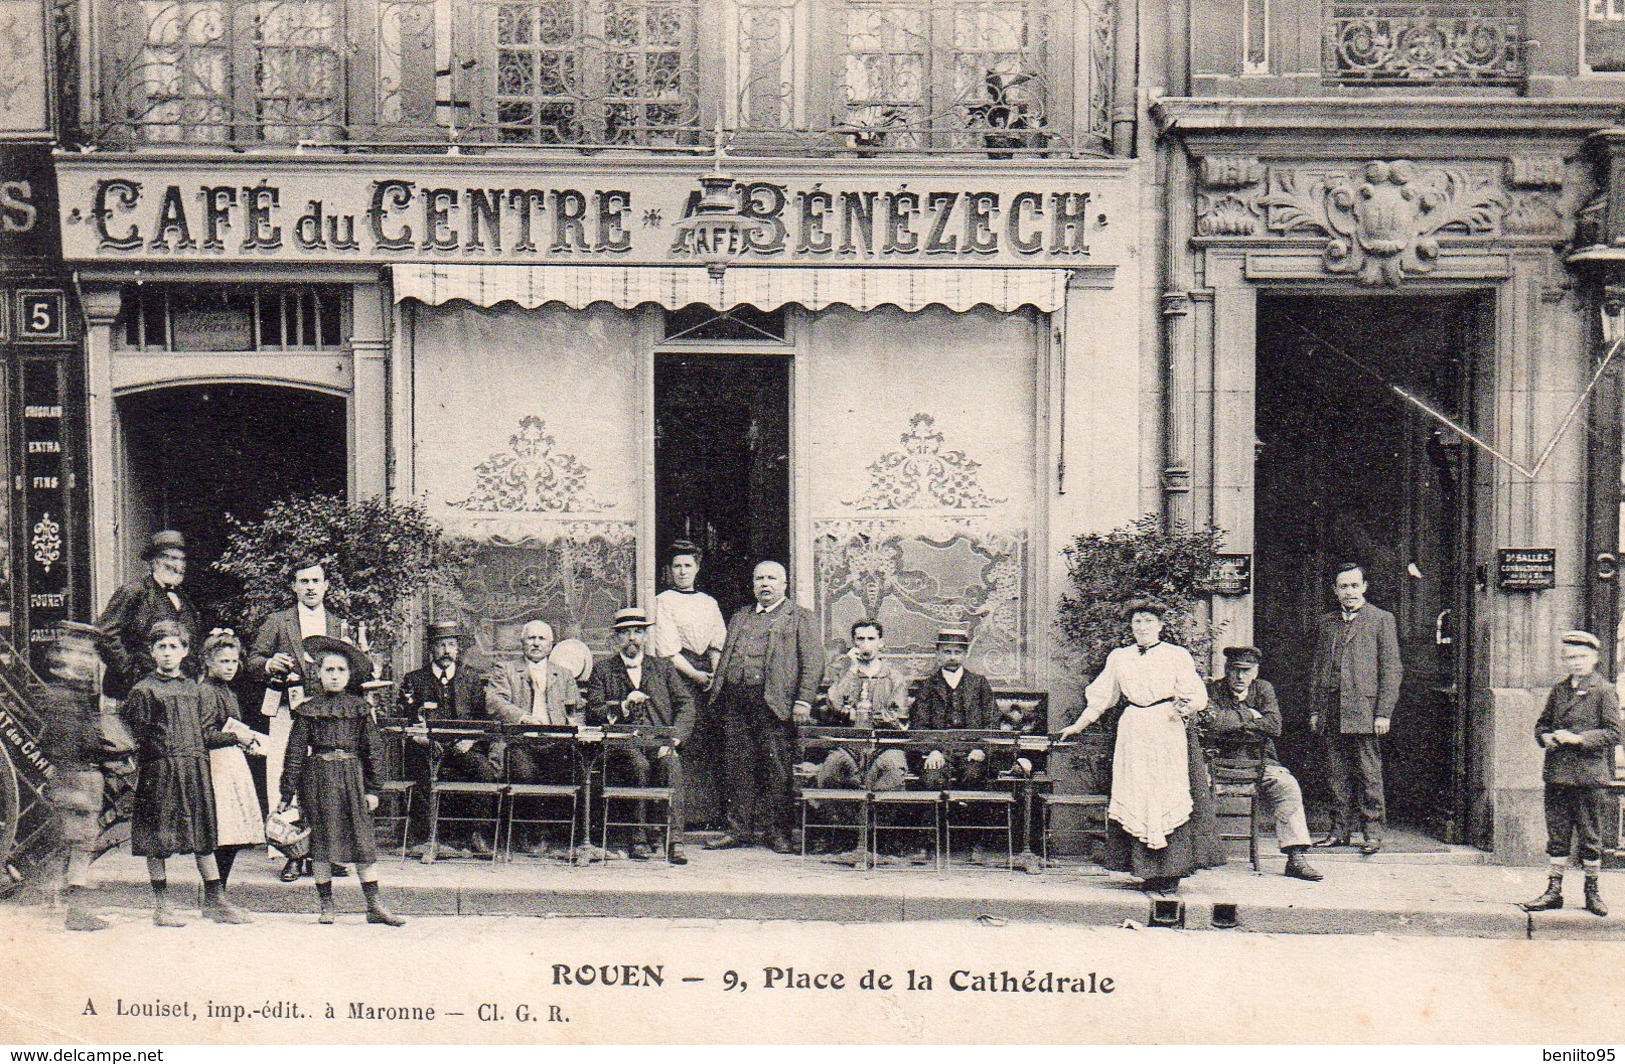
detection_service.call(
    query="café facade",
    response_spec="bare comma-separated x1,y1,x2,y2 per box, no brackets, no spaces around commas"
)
55,153,1146,694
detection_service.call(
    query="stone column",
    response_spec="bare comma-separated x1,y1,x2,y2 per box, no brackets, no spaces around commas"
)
82,285,122,611
350,282,388,500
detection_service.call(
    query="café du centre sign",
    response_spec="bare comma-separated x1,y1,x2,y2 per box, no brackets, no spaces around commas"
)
55,158,1125,268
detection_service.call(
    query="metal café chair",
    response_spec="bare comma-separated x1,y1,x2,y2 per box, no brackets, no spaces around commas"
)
372,713,416,863
499,722,580,862
797,727,873,868
422,719,506,869
598,725,681,863
867,732,941,872
915,729,1015,871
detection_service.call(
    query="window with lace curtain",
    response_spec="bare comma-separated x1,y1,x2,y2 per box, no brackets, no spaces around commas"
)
98,0,346,144
471,0,702,144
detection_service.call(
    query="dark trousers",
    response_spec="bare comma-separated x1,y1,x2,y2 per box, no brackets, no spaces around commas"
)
1321,731,1385,837
720,685,795,843
1545,783,1607,864
406,740,500,843
607,748,684,845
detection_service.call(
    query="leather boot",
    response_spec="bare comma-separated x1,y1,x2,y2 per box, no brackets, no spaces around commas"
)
362,880,405,927
1521,874,1564,912
316,880,336,924
1585,876,1608,918
151,881,186,927
1283,848,1324,882
63,888,108,932
202,879,252,924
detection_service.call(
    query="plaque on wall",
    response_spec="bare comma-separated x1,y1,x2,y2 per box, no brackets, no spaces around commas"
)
1209,554,1252,596
1497,548,1556,592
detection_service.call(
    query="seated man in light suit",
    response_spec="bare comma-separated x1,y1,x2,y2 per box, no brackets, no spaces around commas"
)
485,619,581,854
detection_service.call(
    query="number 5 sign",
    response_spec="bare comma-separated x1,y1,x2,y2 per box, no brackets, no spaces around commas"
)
16,290,65,341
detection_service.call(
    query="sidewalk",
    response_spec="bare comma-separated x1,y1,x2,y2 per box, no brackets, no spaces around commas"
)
15,837,1622,940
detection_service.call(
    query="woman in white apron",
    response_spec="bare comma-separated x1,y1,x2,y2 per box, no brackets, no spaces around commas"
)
1058,601,1223,892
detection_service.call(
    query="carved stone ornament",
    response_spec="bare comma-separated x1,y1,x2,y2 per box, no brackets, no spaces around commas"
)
1259,160,1508,286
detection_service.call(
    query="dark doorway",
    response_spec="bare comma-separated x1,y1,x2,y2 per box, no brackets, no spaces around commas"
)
655,355,790,619
1255,294,1483,845
118,384,347,628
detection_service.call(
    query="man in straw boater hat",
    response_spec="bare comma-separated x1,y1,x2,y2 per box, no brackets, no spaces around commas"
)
1199,646,1323,882
913,626,1000,789
398,619,498,858
585,608,696,864
96,530,201,700
1521,630,1622,917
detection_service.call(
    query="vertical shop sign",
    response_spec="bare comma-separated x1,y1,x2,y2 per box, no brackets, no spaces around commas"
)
24,360,66,673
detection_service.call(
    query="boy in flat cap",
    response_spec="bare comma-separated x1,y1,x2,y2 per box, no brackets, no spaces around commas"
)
1521,630,1621,917
1199,646,1322,881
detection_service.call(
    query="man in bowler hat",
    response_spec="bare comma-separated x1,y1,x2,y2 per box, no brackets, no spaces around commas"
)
96,530,201,700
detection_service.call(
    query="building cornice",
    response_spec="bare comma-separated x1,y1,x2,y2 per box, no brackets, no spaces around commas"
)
1153,98,1625,138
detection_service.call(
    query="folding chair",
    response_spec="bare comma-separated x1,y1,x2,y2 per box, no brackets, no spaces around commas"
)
797,728,872,867
422,721,505,868
372,715,416,863
500,724,579,862
598,727,680,864
943,788,1016,870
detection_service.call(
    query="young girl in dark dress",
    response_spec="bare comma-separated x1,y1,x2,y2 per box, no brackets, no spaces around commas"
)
277,635,404,926
122,620,251,926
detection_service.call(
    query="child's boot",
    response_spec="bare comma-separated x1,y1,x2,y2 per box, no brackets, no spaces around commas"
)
63,886,108,932
202,878,251,924
151,880,186,927
361,880,405,927
1586,875,1609,917
1521,873,1565,912
316,880,335,924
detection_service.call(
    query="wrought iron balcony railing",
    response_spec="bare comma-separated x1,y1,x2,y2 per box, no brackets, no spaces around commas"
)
1321,0,1526,87
78,0,1113,156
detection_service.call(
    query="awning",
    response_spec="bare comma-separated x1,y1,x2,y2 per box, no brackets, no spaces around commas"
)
391,264,1070,314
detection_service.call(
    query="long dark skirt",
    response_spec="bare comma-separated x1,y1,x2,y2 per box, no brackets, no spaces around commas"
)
1100,721,1224,881
676,671,725,829
298,755,378,865
131,754,217,858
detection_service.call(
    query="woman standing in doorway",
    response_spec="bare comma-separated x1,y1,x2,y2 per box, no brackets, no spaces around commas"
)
1058,601,1223,892
651,540,728,827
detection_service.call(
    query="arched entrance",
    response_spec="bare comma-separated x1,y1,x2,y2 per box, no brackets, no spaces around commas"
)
116,384,347,626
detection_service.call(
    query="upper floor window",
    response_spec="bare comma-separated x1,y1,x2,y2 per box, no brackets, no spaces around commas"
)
99,0,347,145
475,0,702,144
1321,0,1527,87
86,0,1105,154
1586,0,1625,73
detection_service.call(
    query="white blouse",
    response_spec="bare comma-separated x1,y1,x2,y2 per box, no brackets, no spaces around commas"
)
652,588,728,661
1077,641,1207,728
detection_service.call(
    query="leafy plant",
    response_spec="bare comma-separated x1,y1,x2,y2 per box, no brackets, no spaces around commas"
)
1055,513,1228,677
213,494,472,653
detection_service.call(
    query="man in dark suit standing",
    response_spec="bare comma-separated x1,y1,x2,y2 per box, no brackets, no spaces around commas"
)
398,620,498,855
585,608,696,864
1308,562,1403,856
247,554,352,881
705,560,821,854
96,530,201,700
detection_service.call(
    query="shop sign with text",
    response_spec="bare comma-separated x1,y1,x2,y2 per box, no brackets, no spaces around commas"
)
57,163,1128,267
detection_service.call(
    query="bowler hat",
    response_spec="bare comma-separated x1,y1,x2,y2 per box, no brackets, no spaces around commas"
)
1223,646,1263,666
302,635,374,685
612,608,655,630
142,530,187,559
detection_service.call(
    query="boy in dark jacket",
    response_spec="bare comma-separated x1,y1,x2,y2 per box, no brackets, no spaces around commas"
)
1522,630,1623,917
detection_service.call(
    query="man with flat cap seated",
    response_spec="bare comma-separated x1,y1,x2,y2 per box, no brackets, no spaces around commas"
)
97,530,202,700
1199,646,1323,882
398,620,498,857
913,626,1001,791
485,619,581,855
585,608,695,864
